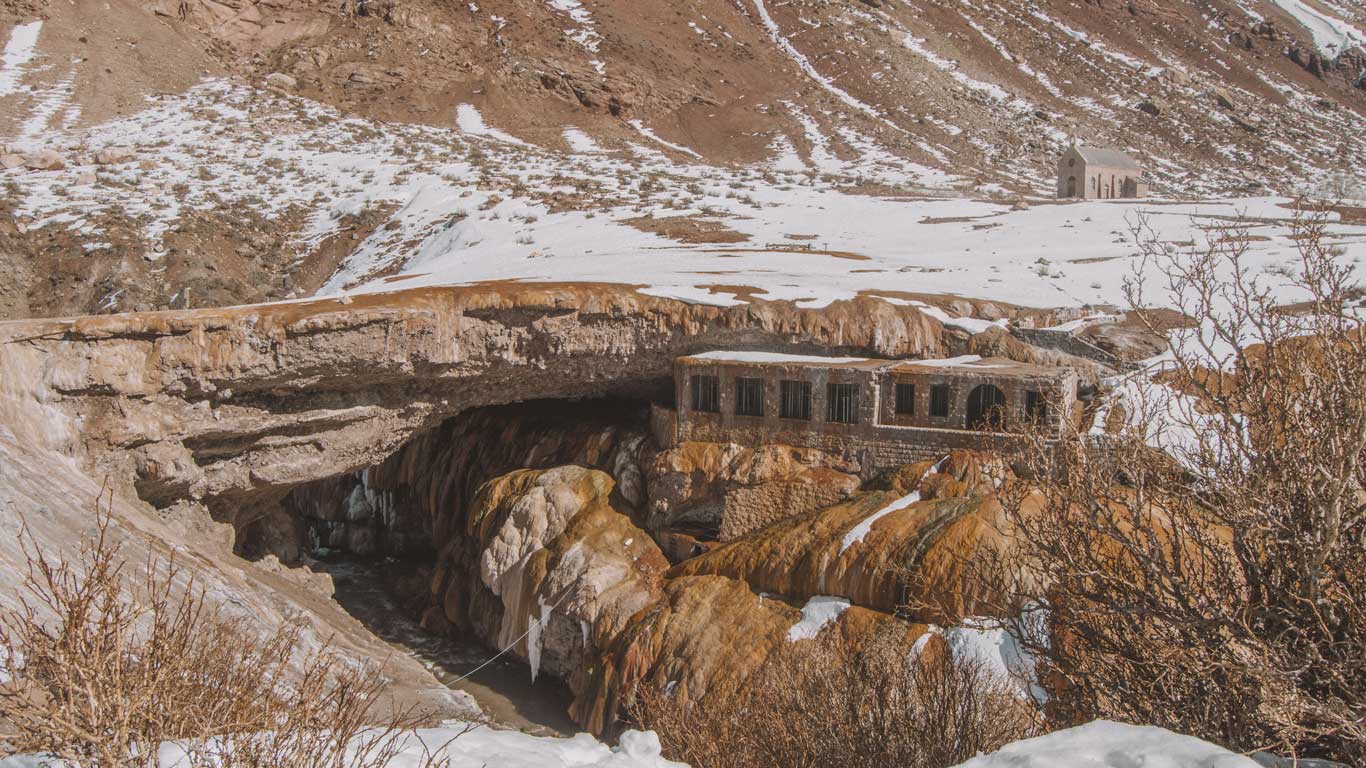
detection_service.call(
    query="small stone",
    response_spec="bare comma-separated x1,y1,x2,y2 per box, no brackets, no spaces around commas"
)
0,154,22,170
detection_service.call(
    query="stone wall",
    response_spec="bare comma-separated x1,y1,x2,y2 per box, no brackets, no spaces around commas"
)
672,356,1071,475
675,407,1021,475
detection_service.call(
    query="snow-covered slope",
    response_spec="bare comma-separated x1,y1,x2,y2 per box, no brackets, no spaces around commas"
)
3,73,1363,320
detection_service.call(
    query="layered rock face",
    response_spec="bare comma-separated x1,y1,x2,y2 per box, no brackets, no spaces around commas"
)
5,282,1072,738
279,399,652,562
671,451,1021,620
396,442,1025,736
0,284,944,537
435,466,669,696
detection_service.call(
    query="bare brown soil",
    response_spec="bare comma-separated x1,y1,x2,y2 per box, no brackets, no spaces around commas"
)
623,214,750,244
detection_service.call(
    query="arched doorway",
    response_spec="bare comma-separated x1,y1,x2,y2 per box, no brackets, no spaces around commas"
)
1066,176,1077,197
966,384,1007,431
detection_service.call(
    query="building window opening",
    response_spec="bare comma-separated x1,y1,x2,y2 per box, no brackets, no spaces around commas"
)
967,384,1008,431
780,380,812,420
1026,390,1048,423
930,385,952,418
827,383,860,424
691,374,720,413
735,377,765,417
895,383,916,415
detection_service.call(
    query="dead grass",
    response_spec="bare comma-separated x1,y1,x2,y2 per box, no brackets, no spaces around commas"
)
0,489,469,766
629,627,1037,768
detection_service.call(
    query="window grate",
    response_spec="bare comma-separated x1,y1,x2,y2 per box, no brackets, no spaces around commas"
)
895,383,916,415
691,374,720,413
735,377,764,417
826,383,860,424
930,385,951,418
780,380,812,420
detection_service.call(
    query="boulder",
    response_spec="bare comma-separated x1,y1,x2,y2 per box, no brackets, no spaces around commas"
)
1213,88,1236,110
1137,98,1167,117
94,146,135,165
1158,67,1191,87
1286,46,1329,76
264,72,298,90
23,149,66,170
0,154,23,170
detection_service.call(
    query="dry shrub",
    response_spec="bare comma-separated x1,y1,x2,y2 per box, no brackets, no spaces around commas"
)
628,628,1038,768
0,491,462,767
950,209,1366,763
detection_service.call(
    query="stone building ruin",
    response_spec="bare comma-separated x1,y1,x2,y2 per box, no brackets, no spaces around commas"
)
1057,144,1150,199
670,351,1078,473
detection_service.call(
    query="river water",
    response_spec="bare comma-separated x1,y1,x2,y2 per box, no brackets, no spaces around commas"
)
323,559,578,736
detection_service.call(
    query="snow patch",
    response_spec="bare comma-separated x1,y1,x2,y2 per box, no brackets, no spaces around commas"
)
841,490,921,554
563,127,605,153
0,20,41,97
1269,0,1365,56
751,0,899,129
902,354,984,367
627,120,702,159
786,595,851,641
1,725,687,767
456,104,530,146
950,720,1259,768
907,300,1009,334
902,34,1012,102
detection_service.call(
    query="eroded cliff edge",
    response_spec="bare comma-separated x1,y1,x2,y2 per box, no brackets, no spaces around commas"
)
0,282,974,725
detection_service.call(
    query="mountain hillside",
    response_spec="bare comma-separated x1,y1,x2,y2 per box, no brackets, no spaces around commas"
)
1,0,1363,318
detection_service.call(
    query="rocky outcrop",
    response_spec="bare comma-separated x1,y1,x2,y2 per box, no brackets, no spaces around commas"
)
972,325,1112,383
421,465,669,725
671,452,1023,620
0,283,945,543
576,574,927,735
646,441,861,555
278,399,653,562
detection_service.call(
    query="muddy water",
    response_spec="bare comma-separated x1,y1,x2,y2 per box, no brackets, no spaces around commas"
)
323,560,577,737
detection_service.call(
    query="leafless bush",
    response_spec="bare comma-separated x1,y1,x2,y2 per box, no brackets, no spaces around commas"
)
628,627,1037,768
0,490,461,766
944,209,1366,763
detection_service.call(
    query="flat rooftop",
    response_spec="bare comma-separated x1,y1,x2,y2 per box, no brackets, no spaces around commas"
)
679,351,1069,378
